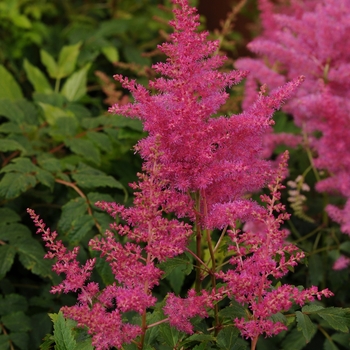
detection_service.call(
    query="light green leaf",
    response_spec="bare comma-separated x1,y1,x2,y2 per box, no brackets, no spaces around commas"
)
0,65,23,100
24,59,53,94
1,312,31,332
0,245,16,279
11,14,32,28
0,139,26,154
61,63,91,101
0,98,25,122
53,312,77,350
57,42,82,78
317,308,350,332
38,102,75,126
101,46,119,63
40,50,59,79
296,311,317,343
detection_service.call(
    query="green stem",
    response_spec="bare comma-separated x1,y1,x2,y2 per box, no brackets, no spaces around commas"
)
194,191,202,293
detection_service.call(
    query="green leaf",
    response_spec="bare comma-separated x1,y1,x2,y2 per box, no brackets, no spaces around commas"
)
317,308,350,332
53,312,77,350
40,50,59,79
57,42,82,78
302,304,325,313
159,322,180,348
0,65,23,100
9,332,29,350
0,173,37,199
324,338,340,350
218,302,247,320
0,245,16,279
101,46,119,63
23,59,53,94
0,334,9,349
72,174,123,189
159,256,193,279
0,294,27,316
0,208,21,225
216,326,247,350
37,155,62,173
66,215,94,245
0,139,26,154
66,138,100,164
58,197,88,233
1,311,31,332
0,223,31,242
86,131,113,153
17,239,53,279
11,14,32,28
36,168,55,191
61,63,91,101
281,327,314,350
0,98,25,123
296,311,317,343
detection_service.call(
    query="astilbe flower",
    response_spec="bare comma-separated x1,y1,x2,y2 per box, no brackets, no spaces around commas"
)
29,0,333,348
217,153,333,342
236,0,350,268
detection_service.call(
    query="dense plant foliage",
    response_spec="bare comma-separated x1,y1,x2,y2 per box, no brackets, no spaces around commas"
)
1,0,350,350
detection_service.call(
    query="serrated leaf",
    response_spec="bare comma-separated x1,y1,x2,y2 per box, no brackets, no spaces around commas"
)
37,155,62,173
1,312,31,332
23,59,53,94
86,131,113,153
0,245,16,279
58,197,88,233
0,173,37,199
0,294,27,316
0,208,21,224
61,63,91,101
40,50,59,79
0,139,26,154
331,333,350,347
66,214,94,244
36,168,55,191
17,239,53,279
72,174,123,189
159,256,193,279
281,327,314,350
94,255,114,285
302,304,325,313
0,223,31,242
57,42,82,78
0,65,23,100
53,312,77,350
296,311,317,343
159,322,180,347
0,98,25,122
317,308,350,332
218,302,247,320
216,326,245,350
324,338,340,350
66,138,100,164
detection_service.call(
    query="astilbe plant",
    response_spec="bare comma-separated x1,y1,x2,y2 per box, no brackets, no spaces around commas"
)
236,0,350,267
28,1,333,349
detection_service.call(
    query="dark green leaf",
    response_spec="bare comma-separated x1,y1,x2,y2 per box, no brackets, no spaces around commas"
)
0,245,16,279
324,338,340,350
53,312,77,350
9,332,29,350
72,174,123,189
86,131,113,153
0,98,25,122
0,173,37,199
0,208,21,225
36,168,55,191
37,155,62,173
296,311,317,343
218,302,248,320
302,304,325,313
66,138,100,164
159,322,180,347
17,239,53,279
66,214,94,244
58,197,88,233
216,326,246,350
23,59,53,94
0,223,31,242
159,256,193,279
0,65,23,100
0,140,26,154
317,308,350,332
281,327,313,350
1,311,31,332
0,294,27,316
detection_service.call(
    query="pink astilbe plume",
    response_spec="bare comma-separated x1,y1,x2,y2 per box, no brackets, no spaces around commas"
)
236,0,350,239
217,153,333,341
